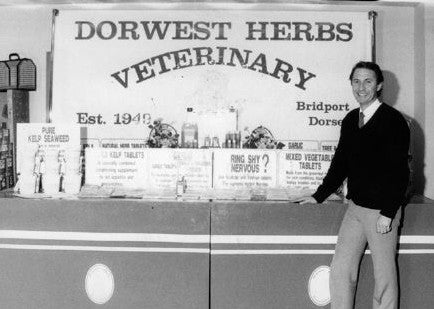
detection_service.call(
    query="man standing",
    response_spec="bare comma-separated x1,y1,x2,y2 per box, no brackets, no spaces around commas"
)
294,61,410,309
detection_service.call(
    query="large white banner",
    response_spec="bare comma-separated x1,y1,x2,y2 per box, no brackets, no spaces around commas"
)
52,9,371,149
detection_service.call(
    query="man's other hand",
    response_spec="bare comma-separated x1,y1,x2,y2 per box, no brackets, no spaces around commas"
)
377,215,393,234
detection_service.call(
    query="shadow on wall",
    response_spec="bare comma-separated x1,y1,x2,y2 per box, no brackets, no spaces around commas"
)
382,70,426,196
381,70,399,108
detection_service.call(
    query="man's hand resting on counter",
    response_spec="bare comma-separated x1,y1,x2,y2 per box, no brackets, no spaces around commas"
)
290,196,318,205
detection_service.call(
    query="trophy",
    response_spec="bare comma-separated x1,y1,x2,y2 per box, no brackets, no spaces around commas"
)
33,145,45,193
58,149,66,193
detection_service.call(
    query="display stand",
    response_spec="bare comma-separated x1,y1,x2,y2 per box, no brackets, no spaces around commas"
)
0,196,433,308
0,90,29,186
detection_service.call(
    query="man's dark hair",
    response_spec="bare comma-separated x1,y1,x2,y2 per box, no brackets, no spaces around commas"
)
349,61,384,84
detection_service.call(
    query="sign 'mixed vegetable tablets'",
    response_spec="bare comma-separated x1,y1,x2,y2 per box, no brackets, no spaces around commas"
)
51,9,372,147
277,150,334,190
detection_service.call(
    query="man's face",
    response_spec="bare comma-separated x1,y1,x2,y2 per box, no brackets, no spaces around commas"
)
351,68,383,107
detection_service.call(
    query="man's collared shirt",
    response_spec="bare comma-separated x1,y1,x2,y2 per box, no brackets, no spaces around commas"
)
361,99,382,125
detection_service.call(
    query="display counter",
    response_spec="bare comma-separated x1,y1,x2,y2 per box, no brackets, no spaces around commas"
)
210,197,434,309
0,198,210,309
0,197,433,308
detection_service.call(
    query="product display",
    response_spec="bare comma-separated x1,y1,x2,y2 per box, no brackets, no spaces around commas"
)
9,111,340,200
181,107,198,148
224,131,242,148
0,123,14,191
14,123,82,196
10,115,337,200
243,126,285,149
147,119,179,148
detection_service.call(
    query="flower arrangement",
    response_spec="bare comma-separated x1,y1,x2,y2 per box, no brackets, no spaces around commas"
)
243,126,285,149
147,118,179,148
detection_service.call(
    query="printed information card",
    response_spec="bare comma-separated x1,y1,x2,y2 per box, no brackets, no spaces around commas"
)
84,147,335,197
277,150,333,190
85,148,148,188
85,148,212,191
213,149,277,189
16,123,81,195
148,149,212,190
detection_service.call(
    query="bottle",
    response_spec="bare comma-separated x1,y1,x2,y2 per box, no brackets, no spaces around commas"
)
176,177,183,197
176,176,187,197
224,133,230,148
228,132,234,148
235,131,241,148
212,136,220,148
204,136,211,148
181,107,198,148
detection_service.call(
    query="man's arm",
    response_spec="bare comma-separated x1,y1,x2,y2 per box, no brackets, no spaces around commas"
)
311,120,349,203
378,114,410,220
292,118,350,205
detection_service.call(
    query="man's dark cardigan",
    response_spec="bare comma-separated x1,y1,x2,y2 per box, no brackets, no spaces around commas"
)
312,103,410,219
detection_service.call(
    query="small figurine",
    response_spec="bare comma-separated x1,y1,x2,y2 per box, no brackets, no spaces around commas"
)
176,176,187,197
13,172,20,194
33,146,45,193
58,150,66,192
79,154,85,187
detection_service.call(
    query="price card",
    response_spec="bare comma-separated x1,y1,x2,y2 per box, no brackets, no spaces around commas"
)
277,150,333,190
16,123,81,194
85,148,148,188
213,149,277,189
148,149,212,190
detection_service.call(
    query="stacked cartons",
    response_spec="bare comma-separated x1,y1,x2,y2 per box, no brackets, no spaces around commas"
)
0,124,10,190
1,90,30,184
